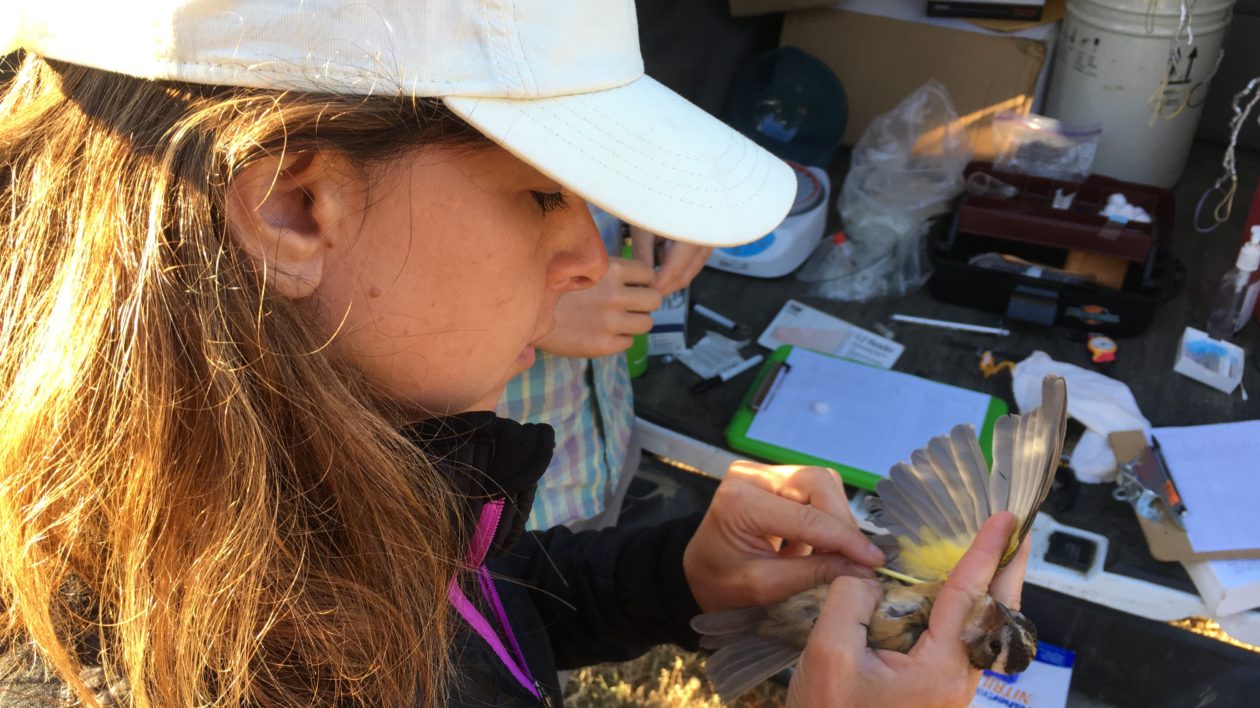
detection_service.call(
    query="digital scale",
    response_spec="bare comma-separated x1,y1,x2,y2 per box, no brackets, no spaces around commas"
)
706,162,830,278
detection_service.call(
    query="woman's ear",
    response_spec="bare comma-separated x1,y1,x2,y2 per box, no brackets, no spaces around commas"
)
225,151,360,299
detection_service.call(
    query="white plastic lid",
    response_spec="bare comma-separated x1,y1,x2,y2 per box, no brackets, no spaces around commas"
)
1239,226,1260,271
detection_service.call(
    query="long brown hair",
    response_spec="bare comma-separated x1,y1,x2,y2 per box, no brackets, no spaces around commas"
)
0,53,484,706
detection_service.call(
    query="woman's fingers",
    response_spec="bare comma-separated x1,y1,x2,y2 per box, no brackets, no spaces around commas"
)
726,462,872,548
744,555,878,605
928,512,1016,640
722,462,883,566
810,576,884,659
989,536,1031,610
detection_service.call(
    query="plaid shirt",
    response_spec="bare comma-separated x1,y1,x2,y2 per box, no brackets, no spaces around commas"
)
497,351,633,530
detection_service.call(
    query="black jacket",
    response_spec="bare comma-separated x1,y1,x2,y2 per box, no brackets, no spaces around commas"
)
0,414,702,707
403,413,704,708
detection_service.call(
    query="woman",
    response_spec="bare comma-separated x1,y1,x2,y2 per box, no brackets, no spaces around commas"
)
0,1,1027,706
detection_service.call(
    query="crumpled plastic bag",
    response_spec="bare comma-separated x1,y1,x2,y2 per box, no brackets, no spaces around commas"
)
1012,351,1151,483
826,80,972,301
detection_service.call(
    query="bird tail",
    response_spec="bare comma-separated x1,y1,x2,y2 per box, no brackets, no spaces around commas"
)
690,607,802,702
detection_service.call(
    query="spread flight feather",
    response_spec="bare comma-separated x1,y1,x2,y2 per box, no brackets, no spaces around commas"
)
692,375,1067,701
870,374,1066,577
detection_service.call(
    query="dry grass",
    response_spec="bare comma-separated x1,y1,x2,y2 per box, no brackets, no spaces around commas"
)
564,645,788,708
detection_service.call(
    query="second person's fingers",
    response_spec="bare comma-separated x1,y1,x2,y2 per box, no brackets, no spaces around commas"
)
611,256,656,286
628,225,657,268
615,285,662,315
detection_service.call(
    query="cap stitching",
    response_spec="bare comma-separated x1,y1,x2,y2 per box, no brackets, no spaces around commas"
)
583,96,739,166
17,49,457,93
534,101,755,184
515,107,772,210
509,0,540,95
483,2,511,94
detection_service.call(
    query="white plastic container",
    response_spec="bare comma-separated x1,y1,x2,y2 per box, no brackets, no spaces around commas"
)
1044,0,1236,187
705,163,830,278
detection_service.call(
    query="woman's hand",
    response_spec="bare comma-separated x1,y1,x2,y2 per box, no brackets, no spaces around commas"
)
532,257,660,359
682,461,885,613
786,513,1030,708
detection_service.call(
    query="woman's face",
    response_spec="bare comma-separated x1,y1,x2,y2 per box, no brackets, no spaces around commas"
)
313,145,607,417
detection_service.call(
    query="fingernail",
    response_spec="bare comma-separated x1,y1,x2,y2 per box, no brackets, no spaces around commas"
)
867,540,885,561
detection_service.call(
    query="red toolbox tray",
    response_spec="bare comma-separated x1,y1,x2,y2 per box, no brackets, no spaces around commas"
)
957,162,1174,267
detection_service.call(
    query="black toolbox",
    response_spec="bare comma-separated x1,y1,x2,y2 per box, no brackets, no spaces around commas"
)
927,162,1181,337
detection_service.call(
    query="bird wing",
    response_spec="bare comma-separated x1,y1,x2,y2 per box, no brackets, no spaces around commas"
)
690,606,802,702
992,374,1068,567
868,375,1067,580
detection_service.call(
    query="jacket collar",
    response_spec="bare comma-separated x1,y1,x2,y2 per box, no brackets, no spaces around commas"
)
400,412,555,560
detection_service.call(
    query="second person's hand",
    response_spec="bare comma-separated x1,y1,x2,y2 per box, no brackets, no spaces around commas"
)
629,225,712,297
532,257,660,359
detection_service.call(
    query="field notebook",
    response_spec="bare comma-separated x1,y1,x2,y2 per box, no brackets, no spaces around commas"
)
726,346,1008,491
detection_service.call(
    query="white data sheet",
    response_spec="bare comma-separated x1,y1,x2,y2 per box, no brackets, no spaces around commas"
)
1151,420,1260,554
746,348,995,479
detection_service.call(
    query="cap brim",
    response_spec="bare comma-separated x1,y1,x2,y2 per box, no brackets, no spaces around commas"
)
444,75,794,247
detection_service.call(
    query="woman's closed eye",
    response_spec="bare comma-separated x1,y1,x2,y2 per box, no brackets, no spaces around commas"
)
530,190,569,214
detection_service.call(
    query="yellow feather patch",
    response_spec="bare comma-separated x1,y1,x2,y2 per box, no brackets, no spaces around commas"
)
897,529,972,581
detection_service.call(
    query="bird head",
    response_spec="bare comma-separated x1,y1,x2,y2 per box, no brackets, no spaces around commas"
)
965,597,1037,674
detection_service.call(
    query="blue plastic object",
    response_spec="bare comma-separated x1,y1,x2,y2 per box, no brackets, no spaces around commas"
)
726,47,847,167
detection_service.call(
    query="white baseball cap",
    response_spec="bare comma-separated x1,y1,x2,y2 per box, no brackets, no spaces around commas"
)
1,1,795,247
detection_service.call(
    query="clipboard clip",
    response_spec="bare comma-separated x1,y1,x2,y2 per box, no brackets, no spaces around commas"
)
748,361,791,412
1113,437,1185,529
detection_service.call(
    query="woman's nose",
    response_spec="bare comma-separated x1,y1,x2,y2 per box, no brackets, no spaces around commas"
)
548,202,609,293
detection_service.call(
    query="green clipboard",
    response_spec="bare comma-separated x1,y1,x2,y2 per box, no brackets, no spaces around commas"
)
725,346,1009,491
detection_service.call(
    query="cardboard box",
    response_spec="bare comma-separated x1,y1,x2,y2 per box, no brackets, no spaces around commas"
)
648,287,689,356
780,2,1055,158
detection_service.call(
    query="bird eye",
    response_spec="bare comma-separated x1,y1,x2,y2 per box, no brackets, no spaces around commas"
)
989,639,1002,654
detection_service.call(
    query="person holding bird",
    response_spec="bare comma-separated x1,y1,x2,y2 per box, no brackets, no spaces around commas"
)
695,375,1067,702
0,1,1038,706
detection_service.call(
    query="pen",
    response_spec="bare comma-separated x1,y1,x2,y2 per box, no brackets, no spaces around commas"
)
891,314,1010,336
694,303,738,330
691,354,765,394
1150,436,1186,514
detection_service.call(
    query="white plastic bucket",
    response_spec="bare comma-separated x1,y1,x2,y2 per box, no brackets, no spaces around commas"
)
1044,0,1236,187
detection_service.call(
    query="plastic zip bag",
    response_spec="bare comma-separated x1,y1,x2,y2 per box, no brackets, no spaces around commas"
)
803,81,971,301
993,111,1102,183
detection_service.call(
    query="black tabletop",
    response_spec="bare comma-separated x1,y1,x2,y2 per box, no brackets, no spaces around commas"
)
629,141,1260,705
634,140,1260,594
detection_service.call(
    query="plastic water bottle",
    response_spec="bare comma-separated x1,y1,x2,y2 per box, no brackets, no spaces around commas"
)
796,231,857,299
1206,226,1260,341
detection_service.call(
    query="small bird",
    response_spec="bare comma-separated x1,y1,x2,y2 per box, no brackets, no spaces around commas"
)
692,375,1067,701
